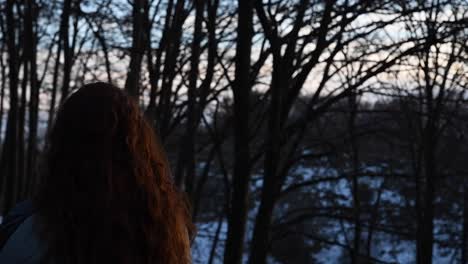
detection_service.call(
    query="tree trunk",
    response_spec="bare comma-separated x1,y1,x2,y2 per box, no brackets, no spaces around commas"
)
223,0,253,263
0,0,20,214
17,45,27,201
47,33,62,132
417,29,439,264
124,0,148,98
348,91,362,264
146,0,173,116
417,119,436,264
174,0,203,194
0,21,6,140
0,61,4,140
59,0,72,102
156,0,185,139
248,55,284,264
461,176,468,264
208,210,225,264
25,0,39,197
248,182,277,264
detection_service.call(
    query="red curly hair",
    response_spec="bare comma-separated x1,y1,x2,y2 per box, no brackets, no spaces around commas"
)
34,82,193,263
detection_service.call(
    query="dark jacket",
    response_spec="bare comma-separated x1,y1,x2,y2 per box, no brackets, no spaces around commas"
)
0,200,44,263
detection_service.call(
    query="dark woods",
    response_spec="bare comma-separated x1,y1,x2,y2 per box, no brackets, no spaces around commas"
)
0,0,467,263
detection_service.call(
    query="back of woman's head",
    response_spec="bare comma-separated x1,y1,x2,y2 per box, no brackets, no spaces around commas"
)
35,82,193,264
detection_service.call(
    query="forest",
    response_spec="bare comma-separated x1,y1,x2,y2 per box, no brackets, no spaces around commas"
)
0,0,467,263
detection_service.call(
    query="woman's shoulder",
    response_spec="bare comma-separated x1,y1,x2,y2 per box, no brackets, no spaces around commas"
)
0,201,44,264
0,214,44,264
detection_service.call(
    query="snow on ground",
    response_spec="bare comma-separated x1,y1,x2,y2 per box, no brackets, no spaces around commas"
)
191,163,464,263
313,245,343,264
0,143,459,264
192,220,228,264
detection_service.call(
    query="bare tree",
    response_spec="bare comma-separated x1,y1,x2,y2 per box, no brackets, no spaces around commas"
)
125,0,148,98
0,0,20,214
25,0,39,197
223,0,254,263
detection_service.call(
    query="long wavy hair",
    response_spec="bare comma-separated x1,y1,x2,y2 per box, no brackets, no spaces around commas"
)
34,82,193,264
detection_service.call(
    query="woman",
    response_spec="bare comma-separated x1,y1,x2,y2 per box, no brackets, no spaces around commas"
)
0,82,194,263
